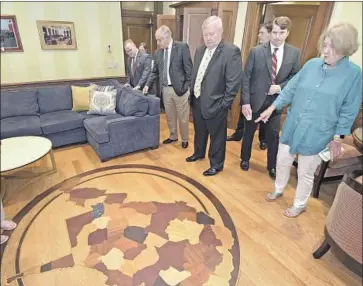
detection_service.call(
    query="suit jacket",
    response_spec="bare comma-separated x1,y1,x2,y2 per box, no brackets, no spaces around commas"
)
126,51,152,89
241,42,301,112
190,42,242,119
146,40,193,97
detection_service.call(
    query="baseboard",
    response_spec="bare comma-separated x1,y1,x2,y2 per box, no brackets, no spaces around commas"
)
1,76,127,90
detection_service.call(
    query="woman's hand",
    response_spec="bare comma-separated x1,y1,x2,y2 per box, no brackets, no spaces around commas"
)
328,138,343,162
255,105,275,123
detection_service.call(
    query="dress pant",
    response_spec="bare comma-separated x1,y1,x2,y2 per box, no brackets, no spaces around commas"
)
192,97,227,170
1,200,5,224
235,111,266,143
163,86,190,142
241,96,280,170
274,143,322,208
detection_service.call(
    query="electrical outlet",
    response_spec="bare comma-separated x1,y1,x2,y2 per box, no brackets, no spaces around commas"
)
108,61,113,69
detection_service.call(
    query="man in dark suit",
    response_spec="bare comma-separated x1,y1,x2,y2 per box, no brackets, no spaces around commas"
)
240,16,301,179
143,25,193,149
227,22,273,150
186,16,242,176
124,39,151,91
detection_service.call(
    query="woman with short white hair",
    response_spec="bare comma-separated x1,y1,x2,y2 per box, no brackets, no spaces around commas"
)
257,22,362,217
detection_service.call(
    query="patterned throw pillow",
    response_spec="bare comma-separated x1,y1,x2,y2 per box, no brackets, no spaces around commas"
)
87,89,117,115
94,85,115,92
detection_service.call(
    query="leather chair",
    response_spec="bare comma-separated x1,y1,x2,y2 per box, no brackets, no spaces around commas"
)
313,170,362,277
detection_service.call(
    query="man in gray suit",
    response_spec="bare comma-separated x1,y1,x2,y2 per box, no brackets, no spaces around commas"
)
124,39,151,90
186,16,242,176
143,25,193,149
240,16,301,179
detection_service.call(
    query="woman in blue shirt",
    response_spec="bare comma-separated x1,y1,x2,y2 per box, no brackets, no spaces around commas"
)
256,22,362,217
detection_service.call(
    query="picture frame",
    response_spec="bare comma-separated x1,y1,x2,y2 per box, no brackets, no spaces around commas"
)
0,15,24,52
37,20,77,50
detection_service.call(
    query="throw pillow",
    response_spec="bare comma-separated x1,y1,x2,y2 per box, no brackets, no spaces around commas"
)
94,85,115,92
71,84,96,111
87,89,117,115
118,88,148,117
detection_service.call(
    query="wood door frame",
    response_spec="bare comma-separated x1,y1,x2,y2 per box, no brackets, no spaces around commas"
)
229,1,334,130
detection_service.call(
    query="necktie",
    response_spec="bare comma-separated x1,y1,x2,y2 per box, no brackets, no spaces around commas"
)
131,57,135,77
163,48,169,86
194,49,213,98
271,47,278,84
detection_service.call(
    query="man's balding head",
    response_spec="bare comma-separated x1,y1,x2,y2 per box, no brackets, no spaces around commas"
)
155,25,172,49
202,16,223,49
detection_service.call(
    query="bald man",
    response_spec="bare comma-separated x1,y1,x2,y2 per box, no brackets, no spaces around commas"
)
186,16,242,176
144,25,193,149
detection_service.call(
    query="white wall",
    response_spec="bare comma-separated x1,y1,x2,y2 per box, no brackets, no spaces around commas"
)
329,2,362,68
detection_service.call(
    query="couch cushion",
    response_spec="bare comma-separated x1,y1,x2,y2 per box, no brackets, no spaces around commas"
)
84,117,110,144
0,90,39,119
0,116,42,139
40,110,84,135
78,111,123,121
37,85,72,114
118,88,148,117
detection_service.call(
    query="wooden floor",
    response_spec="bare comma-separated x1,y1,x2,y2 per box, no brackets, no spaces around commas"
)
1,114,361,285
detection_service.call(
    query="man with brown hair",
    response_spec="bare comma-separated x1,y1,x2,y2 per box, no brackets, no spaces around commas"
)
124,39,151,90
240,16,301,179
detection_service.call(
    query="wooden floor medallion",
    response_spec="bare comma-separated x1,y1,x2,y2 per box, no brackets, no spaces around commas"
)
1,165,239,286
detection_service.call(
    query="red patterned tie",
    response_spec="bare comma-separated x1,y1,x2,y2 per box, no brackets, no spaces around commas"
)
271,48,278,84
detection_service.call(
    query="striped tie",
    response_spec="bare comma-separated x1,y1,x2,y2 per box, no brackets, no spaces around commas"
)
271,48,278,84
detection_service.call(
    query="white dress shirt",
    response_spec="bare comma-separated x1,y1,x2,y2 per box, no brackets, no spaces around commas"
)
270,42,284,75
164,39,173,85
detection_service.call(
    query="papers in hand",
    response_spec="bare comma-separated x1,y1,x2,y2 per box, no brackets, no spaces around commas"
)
318,147,344,162
318,147,331,162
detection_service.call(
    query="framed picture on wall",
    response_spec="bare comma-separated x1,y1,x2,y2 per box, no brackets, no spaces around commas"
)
0,15,24,52
37,20,77,50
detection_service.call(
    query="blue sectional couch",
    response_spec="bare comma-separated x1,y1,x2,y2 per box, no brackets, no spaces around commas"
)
0,80,160,161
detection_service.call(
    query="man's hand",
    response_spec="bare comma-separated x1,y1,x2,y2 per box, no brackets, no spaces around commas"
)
255,105,275,123
268,85,281,95
132,85,140,91
328,138,343,162
142,86,149,95
242,104,252,120
124,83,131,88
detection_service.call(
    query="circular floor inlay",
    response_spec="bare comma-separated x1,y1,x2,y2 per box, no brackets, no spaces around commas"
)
1,165,239,286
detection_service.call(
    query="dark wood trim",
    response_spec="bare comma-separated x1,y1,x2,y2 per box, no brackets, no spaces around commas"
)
121,9,157,19
170,1,190,8
0,76,126,90
1,15,24,53
324,227,363,277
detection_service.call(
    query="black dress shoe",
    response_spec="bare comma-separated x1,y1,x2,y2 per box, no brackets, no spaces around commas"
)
240,160,249,171
186,155,205,162
181,142,188,149
226,132,243,142
268,168,276,179
259,142,267,150
163,138,178,144
203,167,223,176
